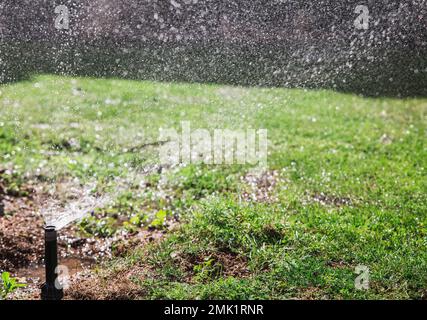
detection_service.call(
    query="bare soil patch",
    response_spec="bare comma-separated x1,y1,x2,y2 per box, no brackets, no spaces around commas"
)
241,169,280,203
0,177,167,299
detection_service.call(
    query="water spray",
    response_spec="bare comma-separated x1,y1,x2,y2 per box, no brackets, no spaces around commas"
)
41,226,64,300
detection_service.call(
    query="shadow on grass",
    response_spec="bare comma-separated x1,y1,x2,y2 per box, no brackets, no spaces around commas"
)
1,40,426,98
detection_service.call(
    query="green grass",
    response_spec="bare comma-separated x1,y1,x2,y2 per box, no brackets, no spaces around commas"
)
1,75,426,299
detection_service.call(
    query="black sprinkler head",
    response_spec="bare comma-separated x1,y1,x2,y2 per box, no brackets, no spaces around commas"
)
41,226,64,300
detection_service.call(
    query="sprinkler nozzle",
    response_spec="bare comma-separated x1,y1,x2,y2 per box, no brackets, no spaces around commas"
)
41,226,64,300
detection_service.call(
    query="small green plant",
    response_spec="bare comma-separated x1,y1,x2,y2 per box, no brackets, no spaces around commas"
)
123,212,148,232
149,210,169,229
0,272,26,300
79,215,117,237
193,257,223,282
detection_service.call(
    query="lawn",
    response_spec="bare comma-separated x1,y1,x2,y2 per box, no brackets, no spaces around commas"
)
0,75,426,299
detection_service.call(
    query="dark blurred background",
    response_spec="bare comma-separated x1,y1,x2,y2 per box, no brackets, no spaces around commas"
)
1,0,426,96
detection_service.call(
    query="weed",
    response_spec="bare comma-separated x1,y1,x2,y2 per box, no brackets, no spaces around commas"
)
0,272,26,300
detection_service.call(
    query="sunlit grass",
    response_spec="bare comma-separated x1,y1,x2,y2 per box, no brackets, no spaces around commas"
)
1,75,426,299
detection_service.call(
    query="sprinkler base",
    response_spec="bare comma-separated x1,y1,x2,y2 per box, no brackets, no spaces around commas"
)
41,282,64,300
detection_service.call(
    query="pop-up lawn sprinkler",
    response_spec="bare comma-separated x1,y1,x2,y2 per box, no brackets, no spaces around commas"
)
41,226,64,300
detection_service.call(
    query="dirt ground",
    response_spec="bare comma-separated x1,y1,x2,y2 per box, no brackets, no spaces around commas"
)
0,175,165,300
